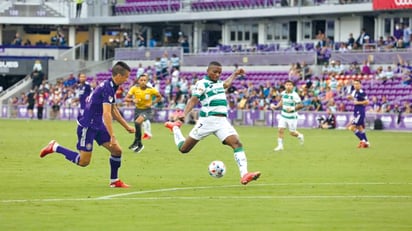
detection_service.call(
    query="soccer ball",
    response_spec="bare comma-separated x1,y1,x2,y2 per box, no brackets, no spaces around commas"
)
208,160,226,178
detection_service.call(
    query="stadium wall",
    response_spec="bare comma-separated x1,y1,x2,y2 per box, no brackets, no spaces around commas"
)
2,105,411,131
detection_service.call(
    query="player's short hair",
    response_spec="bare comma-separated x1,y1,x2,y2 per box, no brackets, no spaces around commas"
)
354,79,362,83
284,80,294,85
112,61,131,77
208,61,222,68
137,73,148,80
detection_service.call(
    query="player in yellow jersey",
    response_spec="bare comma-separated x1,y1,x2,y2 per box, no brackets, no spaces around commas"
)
125,74,162,153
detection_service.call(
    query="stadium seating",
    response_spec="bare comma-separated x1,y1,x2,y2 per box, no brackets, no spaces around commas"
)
91,70,412,112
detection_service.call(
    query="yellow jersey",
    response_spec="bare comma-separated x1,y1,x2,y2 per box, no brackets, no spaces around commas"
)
127,86,159,109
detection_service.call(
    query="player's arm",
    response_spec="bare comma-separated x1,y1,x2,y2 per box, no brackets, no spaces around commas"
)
112,104,135,133
152,92,162,105
295,102,304,111
354,98,369,106
102,103,116,146
271,100,283,110
223,68,245,89
124,93,134,103
180,96,199,121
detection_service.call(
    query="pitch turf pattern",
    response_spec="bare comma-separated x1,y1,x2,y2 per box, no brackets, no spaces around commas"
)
1,120,412,231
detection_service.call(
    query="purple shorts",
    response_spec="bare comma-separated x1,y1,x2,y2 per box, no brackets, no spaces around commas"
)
351,111,365,127
76,125,110,152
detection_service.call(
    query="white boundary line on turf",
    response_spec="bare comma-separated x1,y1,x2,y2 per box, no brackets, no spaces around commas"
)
2,182,412,203
97,182,412,199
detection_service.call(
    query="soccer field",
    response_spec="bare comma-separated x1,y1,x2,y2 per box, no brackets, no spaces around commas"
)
1,119,412,231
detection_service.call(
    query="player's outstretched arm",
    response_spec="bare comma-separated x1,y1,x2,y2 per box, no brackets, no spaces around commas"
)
181,96,199,121
112,104,135,133
223,68,245,89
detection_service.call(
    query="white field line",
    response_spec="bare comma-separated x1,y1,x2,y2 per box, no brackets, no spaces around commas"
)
2,182,412,203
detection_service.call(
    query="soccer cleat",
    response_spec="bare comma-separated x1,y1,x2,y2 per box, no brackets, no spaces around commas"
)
133,145,145,153
274,146,284,152
110,179,130,188
241,171,261,185
164,120,182,132
142,133,152,140
128,142,138,150
40,140,57,158
357,141,368,148
298,134,304,145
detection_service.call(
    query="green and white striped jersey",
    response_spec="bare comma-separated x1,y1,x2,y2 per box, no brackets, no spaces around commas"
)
192,76,228,117
280,90,301,119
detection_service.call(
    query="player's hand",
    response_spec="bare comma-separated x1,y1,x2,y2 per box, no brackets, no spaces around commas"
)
177,114,185,122
235,68,245,76
110,136,116,147
126,125,136,133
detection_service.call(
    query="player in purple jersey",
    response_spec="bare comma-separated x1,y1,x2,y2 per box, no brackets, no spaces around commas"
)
347,79,370,148
74,73,91,118
40,61,136,188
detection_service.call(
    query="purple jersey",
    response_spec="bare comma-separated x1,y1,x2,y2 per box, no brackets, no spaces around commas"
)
351,88,367,126
78,79,118,129
76,82,92,110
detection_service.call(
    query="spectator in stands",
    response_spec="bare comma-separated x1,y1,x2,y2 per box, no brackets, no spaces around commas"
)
9,96,19,118
401,69,412,86
64,73,77,88
24,39,32,46
31,68,44,90
402,101,411,114
380,95,390,113
136,33,145,47
338,42,348,52
302,62,313,80
170,54,181,71
310,95,323,111
76,0,84,18
36,90,46,120
368,96,381,113
154,57,162,79
383,35,396,50
51,34,58,46
318,108,336,129
136,63,145,79
403,23,411,48
123,32,132,47
111,0,117,16
394,23,403,40
361,60,372,75
49,87,62,120
12,33,22,46
160,52,170,78
347,33,355,49
149,37,157,47
337,102,346,112
326,98,337,113
356,28,369,48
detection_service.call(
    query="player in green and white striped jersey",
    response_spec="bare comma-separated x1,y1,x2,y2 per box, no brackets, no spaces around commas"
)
164,61,261,185
272,80,304,151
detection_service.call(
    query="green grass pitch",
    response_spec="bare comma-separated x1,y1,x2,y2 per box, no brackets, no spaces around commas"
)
1,119,412,231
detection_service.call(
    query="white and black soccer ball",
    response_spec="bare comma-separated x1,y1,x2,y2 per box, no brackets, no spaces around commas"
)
208,160,226,178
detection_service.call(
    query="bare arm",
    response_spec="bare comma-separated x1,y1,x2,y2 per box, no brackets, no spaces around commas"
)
112,104,135,133
223,68,245,89
103,103,116,145
180,96,199,121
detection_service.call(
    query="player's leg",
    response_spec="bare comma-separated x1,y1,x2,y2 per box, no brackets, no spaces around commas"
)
216,118,260,185
142,120,152,139
349,115,366,147
357,114,369,147
130,111,145,153
40,125,93,166
288,119,304,145
274,117,286,151
99,129,129,188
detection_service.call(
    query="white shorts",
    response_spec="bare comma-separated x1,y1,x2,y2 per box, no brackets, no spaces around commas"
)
189,116,238,142
278,116,298,132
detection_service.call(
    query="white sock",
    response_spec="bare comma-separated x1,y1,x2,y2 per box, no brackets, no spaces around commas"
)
172,126,185,146
144,120,152,136
277,138,283,146
234,148,248,177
